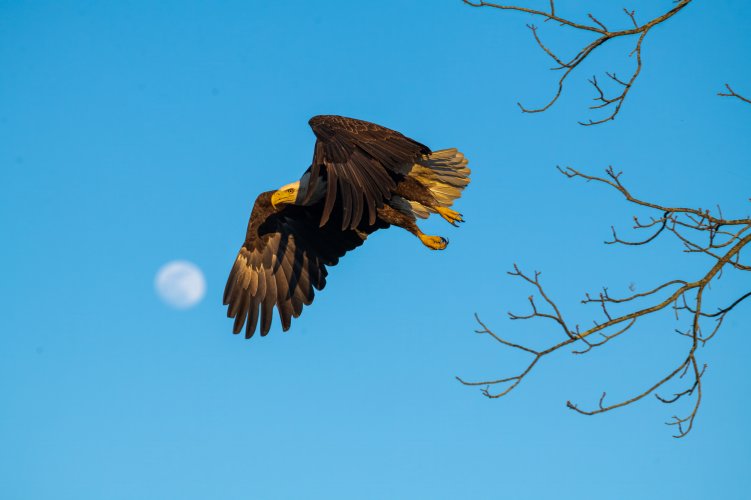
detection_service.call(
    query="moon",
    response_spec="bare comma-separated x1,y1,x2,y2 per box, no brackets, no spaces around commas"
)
155,260,206,309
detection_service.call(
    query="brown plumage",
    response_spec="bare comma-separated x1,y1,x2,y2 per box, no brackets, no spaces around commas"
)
224,115,470,338
306,115,432,230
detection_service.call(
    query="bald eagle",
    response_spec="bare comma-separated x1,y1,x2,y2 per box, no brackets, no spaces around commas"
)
224,115,470,337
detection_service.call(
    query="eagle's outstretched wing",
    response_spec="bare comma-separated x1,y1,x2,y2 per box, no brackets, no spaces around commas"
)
223,192,387,338
305,115,431,230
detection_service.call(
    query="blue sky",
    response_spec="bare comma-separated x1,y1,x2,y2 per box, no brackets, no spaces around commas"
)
1,1,750,498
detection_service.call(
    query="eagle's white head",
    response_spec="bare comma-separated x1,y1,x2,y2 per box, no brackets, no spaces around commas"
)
270,181,300,208
271,173,326,208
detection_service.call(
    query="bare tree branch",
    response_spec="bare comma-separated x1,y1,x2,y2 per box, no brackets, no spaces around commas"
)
718,83,751,105
459,169,751,437
461,0,694,125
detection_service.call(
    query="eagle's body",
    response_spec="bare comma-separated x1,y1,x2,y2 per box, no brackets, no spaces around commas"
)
224,115,470,337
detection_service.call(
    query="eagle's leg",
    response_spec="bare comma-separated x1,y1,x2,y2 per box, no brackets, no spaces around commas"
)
435,206,464,226
377,204,448,251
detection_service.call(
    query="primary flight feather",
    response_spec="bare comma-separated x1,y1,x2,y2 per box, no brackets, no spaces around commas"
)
224,115,470,338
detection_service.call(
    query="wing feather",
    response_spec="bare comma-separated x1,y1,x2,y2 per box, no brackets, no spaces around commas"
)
247,294,261,338
307,115,430,229
261,266,277,336
232,289,249,334
223,192,388,337
322,169,339,226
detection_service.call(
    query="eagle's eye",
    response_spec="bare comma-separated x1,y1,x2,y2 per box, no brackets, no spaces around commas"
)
287,188,294,193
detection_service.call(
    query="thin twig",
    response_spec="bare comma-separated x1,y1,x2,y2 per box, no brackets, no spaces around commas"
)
718,83,751,105
461,0,694,124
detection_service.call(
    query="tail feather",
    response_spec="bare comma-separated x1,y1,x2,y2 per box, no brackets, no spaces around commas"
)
410,148,471,209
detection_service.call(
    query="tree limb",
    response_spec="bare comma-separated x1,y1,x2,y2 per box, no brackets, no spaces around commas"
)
461,0,694,125
718,83,751,105
459,169,751,437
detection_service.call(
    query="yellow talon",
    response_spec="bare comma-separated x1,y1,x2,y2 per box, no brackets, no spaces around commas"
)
419,233,449,250
436,206,464,226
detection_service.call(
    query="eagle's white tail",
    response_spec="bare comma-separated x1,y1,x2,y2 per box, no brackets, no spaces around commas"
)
408,148,470,218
